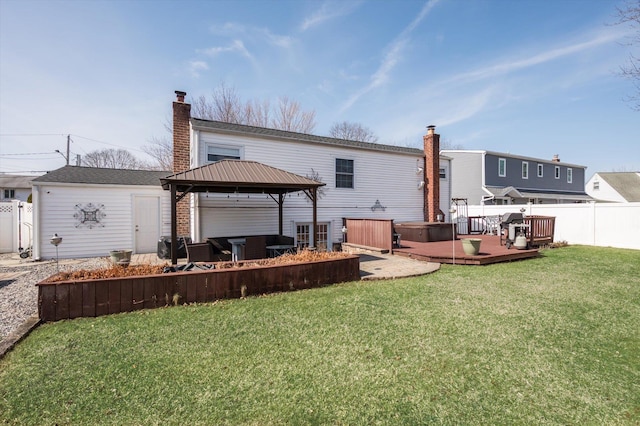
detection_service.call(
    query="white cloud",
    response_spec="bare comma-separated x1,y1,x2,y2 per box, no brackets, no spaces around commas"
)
198,40,255,61
209,22,294,49
188,60,209,78
299,1,363,32
340,0,440,112
444,29,624,86
434,86,498,127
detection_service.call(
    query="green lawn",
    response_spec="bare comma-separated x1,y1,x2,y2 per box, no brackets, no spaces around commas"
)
1,246,639,425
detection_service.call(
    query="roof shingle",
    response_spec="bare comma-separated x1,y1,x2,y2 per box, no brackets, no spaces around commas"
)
32,166,171,186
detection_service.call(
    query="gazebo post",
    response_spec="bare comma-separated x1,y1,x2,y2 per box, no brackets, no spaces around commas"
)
312,187,318,250
278,193,284,235
170,184,178,265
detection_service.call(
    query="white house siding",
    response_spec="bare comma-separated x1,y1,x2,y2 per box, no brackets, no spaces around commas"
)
586,174,626,202
439,158,452,220
33,183,170,259
194,130,427,246
441,151,485,204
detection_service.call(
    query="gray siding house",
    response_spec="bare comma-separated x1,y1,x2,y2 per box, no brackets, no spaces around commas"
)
441,150,591,205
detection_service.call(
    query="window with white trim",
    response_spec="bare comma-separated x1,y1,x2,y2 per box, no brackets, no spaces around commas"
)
206,145,241,163
537,163,543,177
335,158,354,188
439,167,447,179
567,168,573,184
498,158,506,177
522,161,529,179
555,166,560,179
3,189,15,199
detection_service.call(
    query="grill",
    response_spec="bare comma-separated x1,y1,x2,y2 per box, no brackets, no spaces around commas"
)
500,213,529,249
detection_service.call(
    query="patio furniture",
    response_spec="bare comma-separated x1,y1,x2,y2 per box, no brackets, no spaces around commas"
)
266,244,296,257
228,238,247,261
185,242,214,262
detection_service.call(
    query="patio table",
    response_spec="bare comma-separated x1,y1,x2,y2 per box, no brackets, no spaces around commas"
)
266,244,295,257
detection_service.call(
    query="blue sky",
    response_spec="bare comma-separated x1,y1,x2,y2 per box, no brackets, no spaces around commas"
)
1,0,638,179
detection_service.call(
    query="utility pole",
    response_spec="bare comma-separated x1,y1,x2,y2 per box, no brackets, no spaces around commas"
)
66,134,70,166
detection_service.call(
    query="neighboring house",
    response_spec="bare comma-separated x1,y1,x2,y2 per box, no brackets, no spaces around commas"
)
0,174,37,201
586,172,640,202
440,150,591,205
171,91,451,249
31,166,171,259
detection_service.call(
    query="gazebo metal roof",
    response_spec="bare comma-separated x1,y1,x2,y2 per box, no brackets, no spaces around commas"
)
160,160,324,194
161,160,325,264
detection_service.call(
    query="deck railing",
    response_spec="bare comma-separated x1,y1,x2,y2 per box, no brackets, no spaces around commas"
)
523,215,556,247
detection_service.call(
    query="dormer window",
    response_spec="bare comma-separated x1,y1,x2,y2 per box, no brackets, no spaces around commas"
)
207,145,242,163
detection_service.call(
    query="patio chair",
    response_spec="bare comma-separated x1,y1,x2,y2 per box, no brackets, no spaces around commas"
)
185,242,214,262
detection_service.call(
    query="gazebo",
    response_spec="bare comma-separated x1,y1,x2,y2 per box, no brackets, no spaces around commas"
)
160,160,326,265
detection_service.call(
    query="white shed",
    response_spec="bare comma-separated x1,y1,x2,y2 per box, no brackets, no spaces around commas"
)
31,166,171,259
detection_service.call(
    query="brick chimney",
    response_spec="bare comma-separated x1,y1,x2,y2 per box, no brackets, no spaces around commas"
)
423,125,442,223
173,90,191,236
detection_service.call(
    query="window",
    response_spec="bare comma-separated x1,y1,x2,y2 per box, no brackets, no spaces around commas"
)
3,189,15,199
498,158,506,177
296,223,329,251
537,163,543,177
439,167,447,179
207,145,241,163
593,181,600,190
522,161,529,179
335,158,354,188
555,166,560,179
567,168,573,184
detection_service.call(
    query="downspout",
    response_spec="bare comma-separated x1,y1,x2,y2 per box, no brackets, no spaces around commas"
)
481,151,487,205
192,128,200,242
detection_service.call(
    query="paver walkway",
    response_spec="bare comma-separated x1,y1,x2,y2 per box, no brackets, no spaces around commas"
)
358,252,439,279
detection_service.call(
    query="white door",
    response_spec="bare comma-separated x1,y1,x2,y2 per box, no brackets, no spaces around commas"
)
134,196,160,253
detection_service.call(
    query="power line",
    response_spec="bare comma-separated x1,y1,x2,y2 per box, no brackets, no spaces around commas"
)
0,133,66,137
0,152,59,156
70,134,148,154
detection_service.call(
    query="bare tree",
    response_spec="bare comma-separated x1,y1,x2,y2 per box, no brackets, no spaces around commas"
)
615,0,640,110
440,137,464,150
193,83,246,123
82,149,148,169
245,98,271,128
329,121,378,143
190,83,316,132
142,136,173,171
144,83,318,169
272,96,316,133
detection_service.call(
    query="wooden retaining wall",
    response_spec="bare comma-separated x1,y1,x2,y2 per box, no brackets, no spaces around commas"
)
37,256,360,322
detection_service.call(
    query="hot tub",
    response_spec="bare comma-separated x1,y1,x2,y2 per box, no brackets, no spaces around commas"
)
394,222,455,242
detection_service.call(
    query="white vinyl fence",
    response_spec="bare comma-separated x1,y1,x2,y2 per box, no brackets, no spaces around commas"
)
464,202,640,250
0,201,33,253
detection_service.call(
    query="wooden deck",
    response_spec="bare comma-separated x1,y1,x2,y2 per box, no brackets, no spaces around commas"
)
394,234,540,265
